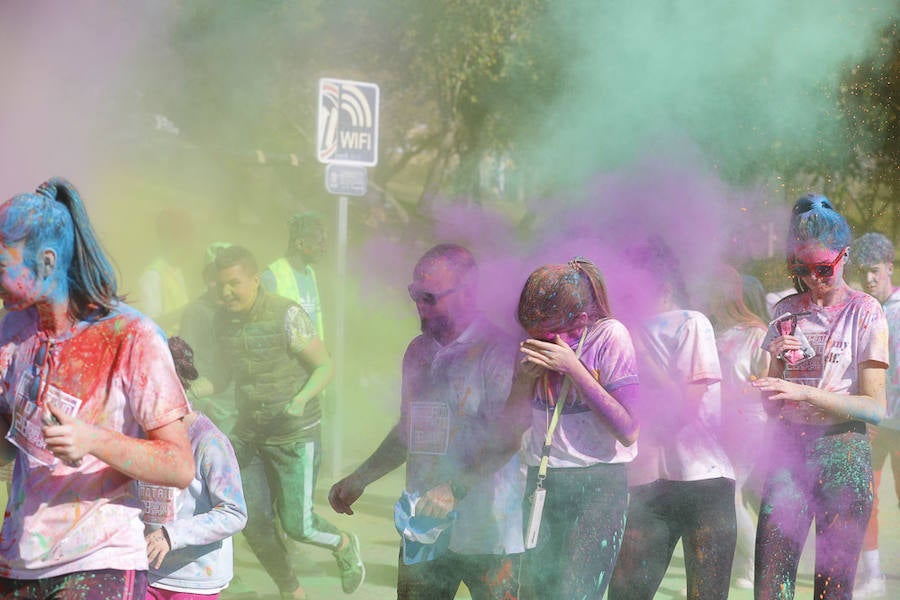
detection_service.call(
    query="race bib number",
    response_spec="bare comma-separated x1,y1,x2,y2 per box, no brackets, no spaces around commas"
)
139,482,178,525
5,372,82,466
409,402,450,455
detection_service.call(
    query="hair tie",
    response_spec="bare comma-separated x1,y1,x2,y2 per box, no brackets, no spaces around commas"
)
36,179,59,201
569,256,592,270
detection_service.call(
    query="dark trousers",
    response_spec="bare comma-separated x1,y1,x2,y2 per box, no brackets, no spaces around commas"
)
520,463,628,600
609,477,737,600
755,421,872,600
232,435,343,594
0,569,147,600
397,550,520,600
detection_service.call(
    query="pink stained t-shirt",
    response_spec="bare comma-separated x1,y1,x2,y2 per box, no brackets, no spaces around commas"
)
763,290,889,426
628,309,734,486
0,304,190,579
524,317,640,468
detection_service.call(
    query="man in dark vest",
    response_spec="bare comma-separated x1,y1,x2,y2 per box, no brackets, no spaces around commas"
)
210,245,364,600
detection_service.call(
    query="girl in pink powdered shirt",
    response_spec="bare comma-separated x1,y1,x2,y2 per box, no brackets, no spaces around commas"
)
0,178,194,600
752,195,889,600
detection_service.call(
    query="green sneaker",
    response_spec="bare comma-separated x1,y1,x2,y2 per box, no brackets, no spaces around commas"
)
332,532,365,593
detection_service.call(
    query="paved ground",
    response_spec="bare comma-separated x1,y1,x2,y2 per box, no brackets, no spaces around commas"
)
226,465,900,600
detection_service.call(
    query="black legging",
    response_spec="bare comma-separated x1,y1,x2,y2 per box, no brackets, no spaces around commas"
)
520,463,628,600
754,421,872,600
609,477,737,600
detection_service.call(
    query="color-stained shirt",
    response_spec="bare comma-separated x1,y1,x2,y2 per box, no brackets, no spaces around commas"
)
882,287,900,429
138,258,189,334
261,259,324,340
628,310,734,486
763,290,889,426
142,412,246,592
717,324,769,425
0,304,190,579
400,316,524,556
524,318,639,468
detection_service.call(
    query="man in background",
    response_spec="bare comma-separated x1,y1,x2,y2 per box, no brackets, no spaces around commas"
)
261,212,327,340
851,232,900,599
210,245,363,600
139,208,193,335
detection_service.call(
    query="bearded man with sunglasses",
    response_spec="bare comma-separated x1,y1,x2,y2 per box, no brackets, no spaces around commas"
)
329,244,525,600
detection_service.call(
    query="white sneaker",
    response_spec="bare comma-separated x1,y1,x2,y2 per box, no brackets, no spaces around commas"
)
854,574,886,599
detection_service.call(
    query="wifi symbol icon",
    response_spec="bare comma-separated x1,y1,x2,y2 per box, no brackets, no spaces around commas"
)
317,78,380,167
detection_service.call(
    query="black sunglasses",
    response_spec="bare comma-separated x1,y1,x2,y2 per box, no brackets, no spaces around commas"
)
407,285,459,306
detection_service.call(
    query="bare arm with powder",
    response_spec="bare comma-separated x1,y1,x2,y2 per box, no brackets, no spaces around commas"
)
284,306,334,417
519,336,639,446
42,405,195,488
753,356,886,424
286,337,334,416
329,423,407,515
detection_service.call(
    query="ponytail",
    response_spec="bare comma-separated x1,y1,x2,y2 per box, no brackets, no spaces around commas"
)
31,178,119,318
569,257,613,319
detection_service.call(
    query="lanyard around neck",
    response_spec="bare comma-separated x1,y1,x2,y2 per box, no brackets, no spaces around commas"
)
537,326,588,485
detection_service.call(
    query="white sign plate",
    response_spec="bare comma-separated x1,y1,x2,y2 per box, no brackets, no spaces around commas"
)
317,78,380,167
325,164,368,197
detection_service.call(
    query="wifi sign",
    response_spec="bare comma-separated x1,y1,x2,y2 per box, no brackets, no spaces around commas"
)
317,78,380,167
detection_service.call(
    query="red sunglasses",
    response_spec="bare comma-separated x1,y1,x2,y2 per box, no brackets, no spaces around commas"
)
788,247,847,278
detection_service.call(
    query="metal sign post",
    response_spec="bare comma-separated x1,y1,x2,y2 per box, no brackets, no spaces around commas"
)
317,78,379,478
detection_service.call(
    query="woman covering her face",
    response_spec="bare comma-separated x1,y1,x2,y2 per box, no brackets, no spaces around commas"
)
507,258,639,600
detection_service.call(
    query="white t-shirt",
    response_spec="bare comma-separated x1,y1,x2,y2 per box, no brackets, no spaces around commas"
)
717,324,770,425
882,287,900,429
401,317,524,556
0,304,190,579
763,290,889,426
628,310,734,487
524,318,639,468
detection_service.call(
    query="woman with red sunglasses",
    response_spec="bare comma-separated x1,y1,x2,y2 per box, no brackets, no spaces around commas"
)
752,194,889,600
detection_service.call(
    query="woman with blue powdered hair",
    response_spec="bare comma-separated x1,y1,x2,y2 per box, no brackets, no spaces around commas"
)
0,177,194,599
752,194,889,599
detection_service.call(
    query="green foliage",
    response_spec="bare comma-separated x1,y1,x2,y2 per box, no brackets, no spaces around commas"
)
147,1,897,229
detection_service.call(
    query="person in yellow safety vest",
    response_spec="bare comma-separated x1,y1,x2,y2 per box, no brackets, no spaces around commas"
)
261,212,326,341
138,208,193,335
